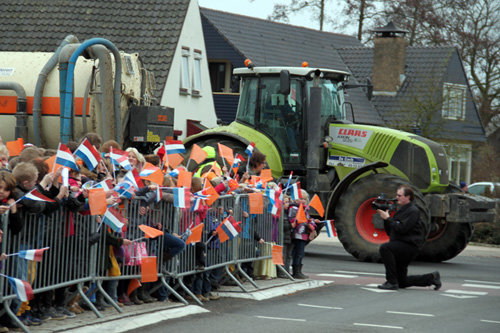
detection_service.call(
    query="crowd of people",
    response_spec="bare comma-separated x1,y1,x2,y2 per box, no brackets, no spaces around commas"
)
0,133,319,331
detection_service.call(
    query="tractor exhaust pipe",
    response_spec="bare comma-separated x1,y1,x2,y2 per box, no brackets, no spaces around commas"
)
306,69,322,192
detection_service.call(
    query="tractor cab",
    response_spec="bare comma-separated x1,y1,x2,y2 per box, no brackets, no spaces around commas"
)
233,66,350,166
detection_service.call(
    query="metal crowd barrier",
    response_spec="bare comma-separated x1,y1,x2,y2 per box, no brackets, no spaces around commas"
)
0,191,287,331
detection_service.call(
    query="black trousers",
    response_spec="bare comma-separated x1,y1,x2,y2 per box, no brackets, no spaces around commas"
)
379,240,433,288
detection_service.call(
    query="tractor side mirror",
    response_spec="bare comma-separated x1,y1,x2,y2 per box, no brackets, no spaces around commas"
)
279,70,290,95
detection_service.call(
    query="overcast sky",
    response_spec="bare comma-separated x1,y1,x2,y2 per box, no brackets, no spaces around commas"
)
198,0,321,30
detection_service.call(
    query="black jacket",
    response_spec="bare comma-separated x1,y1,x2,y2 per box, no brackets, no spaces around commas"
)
383,202,426,249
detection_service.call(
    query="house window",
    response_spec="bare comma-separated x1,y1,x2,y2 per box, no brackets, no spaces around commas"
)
180,47,190,94
442,83,466,119
443,143,471,184
192,50,202,96
208,61,239,93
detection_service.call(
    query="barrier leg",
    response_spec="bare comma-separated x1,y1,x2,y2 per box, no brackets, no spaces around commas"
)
277,265,295,281
77,283,102,318
236,263,259,289
159,276,188,305
2,300,28,333
96,280,123,314
224,265,249,292
177,276,203,306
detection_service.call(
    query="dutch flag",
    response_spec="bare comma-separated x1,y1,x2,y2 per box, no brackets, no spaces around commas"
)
164,140,186,155
74,138,101,171
245,142,255,157
173,187,190,209
290,182,302,200
17,247,50,262
55,143,79,171
102,207,127,233
8,277,34,302
110,147,132,171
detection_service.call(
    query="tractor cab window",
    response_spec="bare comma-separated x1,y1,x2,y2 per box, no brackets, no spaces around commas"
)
258,77,303,164
236,77,258,126
307,80,345,130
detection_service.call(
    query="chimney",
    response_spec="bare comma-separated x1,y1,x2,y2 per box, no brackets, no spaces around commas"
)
371,22,408,95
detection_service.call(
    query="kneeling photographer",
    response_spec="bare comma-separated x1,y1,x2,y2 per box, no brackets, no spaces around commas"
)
376,184,441,291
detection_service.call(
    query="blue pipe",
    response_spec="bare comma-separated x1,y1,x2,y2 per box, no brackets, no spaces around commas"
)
61,38,121,143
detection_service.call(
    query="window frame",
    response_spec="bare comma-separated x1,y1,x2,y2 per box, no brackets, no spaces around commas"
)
442,82,467,120
180,46,191,95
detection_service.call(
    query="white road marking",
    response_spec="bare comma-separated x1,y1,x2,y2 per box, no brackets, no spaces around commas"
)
387,311,434,317
481,319,500,324
317,273,357,278
442,294,478,299
445,289,488,296
361,287,397,293
462,283,500,290
465,280,500,285
298,303,343,310
354,323,403,329
255,316,306,322
336,270,385,276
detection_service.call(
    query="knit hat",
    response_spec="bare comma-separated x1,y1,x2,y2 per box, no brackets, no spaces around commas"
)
459,181,467,188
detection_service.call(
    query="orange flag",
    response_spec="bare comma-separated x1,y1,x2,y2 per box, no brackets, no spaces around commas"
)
127,278,142,296
186,223,204,245
260,169,273,183
308,194,325,218
164,153,184,170
249,192,264,214
176,169,192,188
272,245,284,265
88,188,107,215
140,162,165,185
296,203,308,223
189,144,208,165
138,224,164,238
141,256,158,282
203,183,219,206
6,138,24,157
217,143,234,166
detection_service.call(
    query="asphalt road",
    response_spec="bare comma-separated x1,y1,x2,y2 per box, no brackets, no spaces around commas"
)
146,235,500,332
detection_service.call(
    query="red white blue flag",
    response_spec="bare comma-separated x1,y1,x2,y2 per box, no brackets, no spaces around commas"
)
173,187,190,209
245,142,255,157
17,247,50,262
168,169,180,177
164,140,186,155
74,138,101,171
8,277,34,302
95,179,114,191
110,147,132,170
216,218,239,243
155,187,162,203
290,182,302,201
114,181,135,199
24,189,55,202
124,168,144,189
55,143,79,171
324,220,337,237
103,207,127,233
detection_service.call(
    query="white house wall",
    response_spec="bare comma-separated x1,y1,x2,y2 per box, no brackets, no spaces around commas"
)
159,0,217,140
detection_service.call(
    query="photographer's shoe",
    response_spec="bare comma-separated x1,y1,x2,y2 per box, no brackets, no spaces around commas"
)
431,271,442,290
378,281,399,290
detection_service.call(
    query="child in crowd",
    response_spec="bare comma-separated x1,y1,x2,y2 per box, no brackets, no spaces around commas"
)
289,189,318,279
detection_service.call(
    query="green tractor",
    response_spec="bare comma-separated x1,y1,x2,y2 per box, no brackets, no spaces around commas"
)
184,63,496,262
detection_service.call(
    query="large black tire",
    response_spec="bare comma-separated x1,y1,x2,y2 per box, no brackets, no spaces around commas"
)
417,185,473,262
334,173,430,262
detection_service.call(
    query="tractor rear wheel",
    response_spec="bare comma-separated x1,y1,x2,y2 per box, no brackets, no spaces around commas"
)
417,185,473,262
334,173,430,262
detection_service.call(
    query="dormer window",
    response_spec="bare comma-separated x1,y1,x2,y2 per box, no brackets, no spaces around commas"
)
442,83,466,119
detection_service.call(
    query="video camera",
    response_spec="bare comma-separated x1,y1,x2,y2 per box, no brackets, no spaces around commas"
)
372,193,398,212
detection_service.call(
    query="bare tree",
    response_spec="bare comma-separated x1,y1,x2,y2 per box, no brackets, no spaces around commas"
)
267,0,331,31
340,0,379,41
